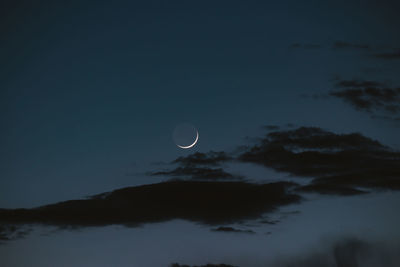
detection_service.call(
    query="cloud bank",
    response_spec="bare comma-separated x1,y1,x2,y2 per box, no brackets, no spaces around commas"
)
0,181,300,236
239,126,400,193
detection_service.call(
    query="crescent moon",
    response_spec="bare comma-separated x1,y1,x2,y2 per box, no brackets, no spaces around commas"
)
177,130,199,149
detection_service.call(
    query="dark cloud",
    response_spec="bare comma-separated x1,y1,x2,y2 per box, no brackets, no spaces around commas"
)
259,219,280,225
332,41,370,50
173,151,232,167
151,166,241,181
256,126,385,151
211,226,255,234
0,181,300,237
151,151,236,181
239,127,400,193
329,80,400,117
311,168,400,191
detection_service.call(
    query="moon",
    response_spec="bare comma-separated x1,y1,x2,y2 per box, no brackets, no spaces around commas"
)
177,130,199,149
173,123,199,149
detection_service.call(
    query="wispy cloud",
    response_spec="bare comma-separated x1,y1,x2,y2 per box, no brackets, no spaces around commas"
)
329,79,400,117
211,226,255,234
172,151,232,167
150,166,241,181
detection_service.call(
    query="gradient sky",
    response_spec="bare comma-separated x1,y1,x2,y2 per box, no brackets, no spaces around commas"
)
1,0,399,208
1,2,400,267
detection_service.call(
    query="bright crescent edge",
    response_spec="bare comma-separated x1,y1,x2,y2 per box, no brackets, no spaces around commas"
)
177,130,199,149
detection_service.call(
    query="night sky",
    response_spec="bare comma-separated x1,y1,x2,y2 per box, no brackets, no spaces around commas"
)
1,1,400,267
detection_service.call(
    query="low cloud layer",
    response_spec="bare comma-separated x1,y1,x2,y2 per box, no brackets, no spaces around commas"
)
0,181,300,239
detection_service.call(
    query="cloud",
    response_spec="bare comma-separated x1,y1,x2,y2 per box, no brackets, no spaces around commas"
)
211,226,255,234
155,126,400,196
150,151,237,181
253,126,386,151
172,151,232,167
2,123,399,243
149,149,239,181
0,224,31,242
150,166,241,181
0,181,300,236
329,80,400,117
238,127,400,193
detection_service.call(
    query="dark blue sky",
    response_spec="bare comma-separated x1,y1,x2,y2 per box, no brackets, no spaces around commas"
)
1,0,400,208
